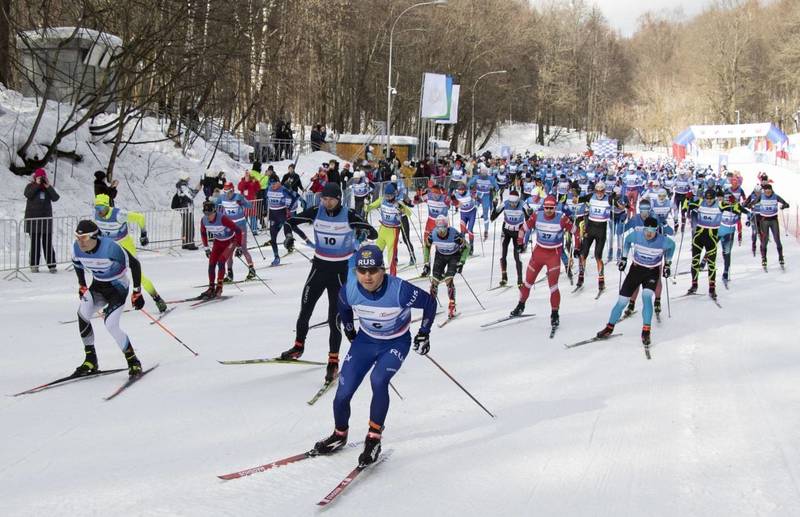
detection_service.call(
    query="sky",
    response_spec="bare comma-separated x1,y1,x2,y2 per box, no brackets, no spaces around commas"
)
590,0,712,38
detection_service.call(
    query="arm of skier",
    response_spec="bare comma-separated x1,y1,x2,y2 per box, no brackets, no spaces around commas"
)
399,281,437,334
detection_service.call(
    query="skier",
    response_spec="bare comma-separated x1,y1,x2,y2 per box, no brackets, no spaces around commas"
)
596,217,675,346
450,182,478,259
216,182,256,281
577,181,614,291
468,165,498,240
684,188,729,299
510,196,573,330
350,170,372,217
312,245,437,467
280,183,377,383
199,201,243,299
265,179,298,266
93,194,168,312
719,191,748,285
490,189,530,287
365,183,412,275
417,180,451,274
607,186,628,262
424,215,470,318
753,183,790,269
72,220,146,377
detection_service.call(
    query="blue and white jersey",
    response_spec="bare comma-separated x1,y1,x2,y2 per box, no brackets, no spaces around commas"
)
577,180,590,195
72,237,129,283
695,200,722,229
556,180,571,196
524,196,543,214
496,170,509,186
650,198,672,225
453,191,477,213
673,176,692,195
662,176,675,193
534,210,565,249
343,275,421,339
568,200,587,219
430,227,463,256
522,180,536,196
502,200,526,230
396,181,408,200
470,175,497,198
624,214,647,233
217,193,249,225
378,199,402,228
625,230,675,268
94,207,130,241
587,194,611,223
351,180,371,198
266,186,295,211
313,205,355,261
624,172,643,190
202,214,237,241
755,193,780,218
450,167,466,182
426,192,449,219
719,208,740,235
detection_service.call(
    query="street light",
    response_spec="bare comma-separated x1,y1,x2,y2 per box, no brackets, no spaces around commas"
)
471,70,507,155
386,0,447,162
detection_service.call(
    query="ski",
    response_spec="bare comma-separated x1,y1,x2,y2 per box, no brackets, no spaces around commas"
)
488,284,511,292
571,284,584,294
165,295,204,304
308,319,330,330
104,364,159,401
480,313,535,328
149,307,175,325
316,449,394,507
307,377,338,405
710,296,722,309
13,368,127,397
437,313,460,328
643,340,652,360
594,288,606,300
411,310,443,324
59,309,132,325
217,442,363,481
217,358,326,366
549,325,558,339
617,310,638,323
190,295,232,308
722,278,729,289
655,312,662,323
564,333,623,349
192,279,263,288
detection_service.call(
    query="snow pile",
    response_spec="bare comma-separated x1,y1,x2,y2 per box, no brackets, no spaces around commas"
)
479,123,591,157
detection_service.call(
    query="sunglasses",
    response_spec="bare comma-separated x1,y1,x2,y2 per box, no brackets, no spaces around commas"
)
356,266,381,275
543,206,555,210
74,232,96,241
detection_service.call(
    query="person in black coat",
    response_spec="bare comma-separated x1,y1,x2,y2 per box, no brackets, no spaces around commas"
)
93,170,118,206
24,168,60,272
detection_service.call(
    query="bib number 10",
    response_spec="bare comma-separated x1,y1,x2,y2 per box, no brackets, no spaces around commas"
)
323,236,337,245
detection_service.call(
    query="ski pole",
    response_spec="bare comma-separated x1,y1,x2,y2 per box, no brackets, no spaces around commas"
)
389,381,403,400
238,255,276,294
459,272,486,310
425,354,495,418
488,219,497,288
294,247,313,262
664,270,672,318
672,227,685,285
249,222,266,260
140,309,199,356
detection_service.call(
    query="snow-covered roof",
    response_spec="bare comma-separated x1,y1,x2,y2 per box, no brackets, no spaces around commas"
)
336,134,417,146
18,27,123,49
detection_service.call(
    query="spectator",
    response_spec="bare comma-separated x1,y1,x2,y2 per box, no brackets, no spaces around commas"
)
173,171,200,250
24,168,60,272
310,124,326,151
340,162,354,184
281,164,304,195
238,170,261,235
308,167,328,207
202,170,218,200
93,170,118,206
327,159,342,189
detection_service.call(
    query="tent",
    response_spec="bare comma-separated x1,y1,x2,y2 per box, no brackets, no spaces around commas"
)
672,123,789,162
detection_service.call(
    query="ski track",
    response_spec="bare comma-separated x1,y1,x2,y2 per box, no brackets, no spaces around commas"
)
1,203,800,516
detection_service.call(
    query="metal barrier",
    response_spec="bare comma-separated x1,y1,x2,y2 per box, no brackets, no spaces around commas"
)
17,215,80,273
1,219,20,274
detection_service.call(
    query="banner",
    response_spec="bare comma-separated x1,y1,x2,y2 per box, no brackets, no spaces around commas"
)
421,73,453,119
435,84,460,125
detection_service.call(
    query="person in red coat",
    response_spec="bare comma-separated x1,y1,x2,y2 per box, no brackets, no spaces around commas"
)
309,168,328,207
238,171,261,234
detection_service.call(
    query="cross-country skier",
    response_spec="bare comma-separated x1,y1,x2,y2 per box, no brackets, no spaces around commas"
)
93,194,168,313
199,201,243,299
417,180,451,274
425,215,470,319
265,179,298,266
752,183,790,269
450,182,478,259
216,182,256,281
577,181,615,291
596,217,675,346
490,189,530,287
719,191,748,285
279,183,377,383
312,245,437,467
72,220,146,377
684,188,731,299
365,183,412,275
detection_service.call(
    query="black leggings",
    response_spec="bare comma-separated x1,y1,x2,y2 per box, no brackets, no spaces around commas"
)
581,220,607,261
758,216,783,260
499,227,523,282
29,230,56,267
295,259,347,353
691,227,718,284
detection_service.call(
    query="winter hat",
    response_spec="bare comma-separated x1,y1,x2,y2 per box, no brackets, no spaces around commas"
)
75,219,100,238
321,182,342,200
178,171,190,181
33,168,47,178
383,184,397,197
94,170,106,180
355,245,384,269
95,194,111,207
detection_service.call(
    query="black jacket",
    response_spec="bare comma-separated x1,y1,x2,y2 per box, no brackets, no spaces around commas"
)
94,180,117,206
24,182,60,220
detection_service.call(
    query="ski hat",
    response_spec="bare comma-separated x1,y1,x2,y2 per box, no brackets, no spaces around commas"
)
75,219,100,238
543,196,557,208
94,194,111,207
643,216,659,231
435,214,449,228
202,200,217,213
223,182,234,191
33,168,47,178
508,190,520,203
94,170,106,180
355,245,384,269
384,183,397,197
639,199,651,212
704,188,716,199
595,181,606,191
321,182,342,200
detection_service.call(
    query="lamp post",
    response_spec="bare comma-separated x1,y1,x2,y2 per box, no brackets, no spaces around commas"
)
471,70,507,155
735,110,741,146
386,0,447,162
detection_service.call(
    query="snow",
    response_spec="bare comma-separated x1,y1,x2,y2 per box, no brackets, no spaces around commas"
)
479,123,591,157
18,27,124,48
2,179,800,515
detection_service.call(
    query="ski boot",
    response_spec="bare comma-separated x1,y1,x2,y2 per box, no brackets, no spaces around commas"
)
510,301,525,317
124,346,142,377
686,281,698,295
483,230,489,241
641,325,651,346
752,244,756,257
576,271,585,288
314,429,348,455
280,340,305,360
358,430,383,467
550,309,560,328
654,298,662,316
73,346,98,377
566,267,574,283
598,275,606,291
325,353,339,383
214,280,224,298
245,266,256,280
623,300,636,317
779,255,785,269
421,264,430,277
762,258,768,271
409,254,417,266
153,294,168,313
517,280,524,289
448,299,456,319
596,323,615,339
499,271,508,287
224,269,234,283
271,255,281,267
708,281,717,300
469,246,474,256
199,285,216,300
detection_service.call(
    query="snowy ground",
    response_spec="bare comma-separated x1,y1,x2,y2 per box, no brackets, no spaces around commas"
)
2,197,800,516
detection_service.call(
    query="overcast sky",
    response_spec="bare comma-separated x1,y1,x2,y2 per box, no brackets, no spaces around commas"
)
589,0,711,37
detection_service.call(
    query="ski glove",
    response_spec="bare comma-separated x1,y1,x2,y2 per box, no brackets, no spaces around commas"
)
79,285,89,300
139,231,149,247
662,261,671,278
413,331,430,355
573,248,581,258
344,325,357,342
131,288,145,310
456,262,464,274
204,247,211,258
284,235,295,251
617,257,628,271
305,239,315,249
235,247,243,258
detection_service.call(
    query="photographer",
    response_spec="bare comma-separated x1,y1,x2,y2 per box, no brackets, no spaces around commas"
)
24,168,60,272
94,170,118,206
